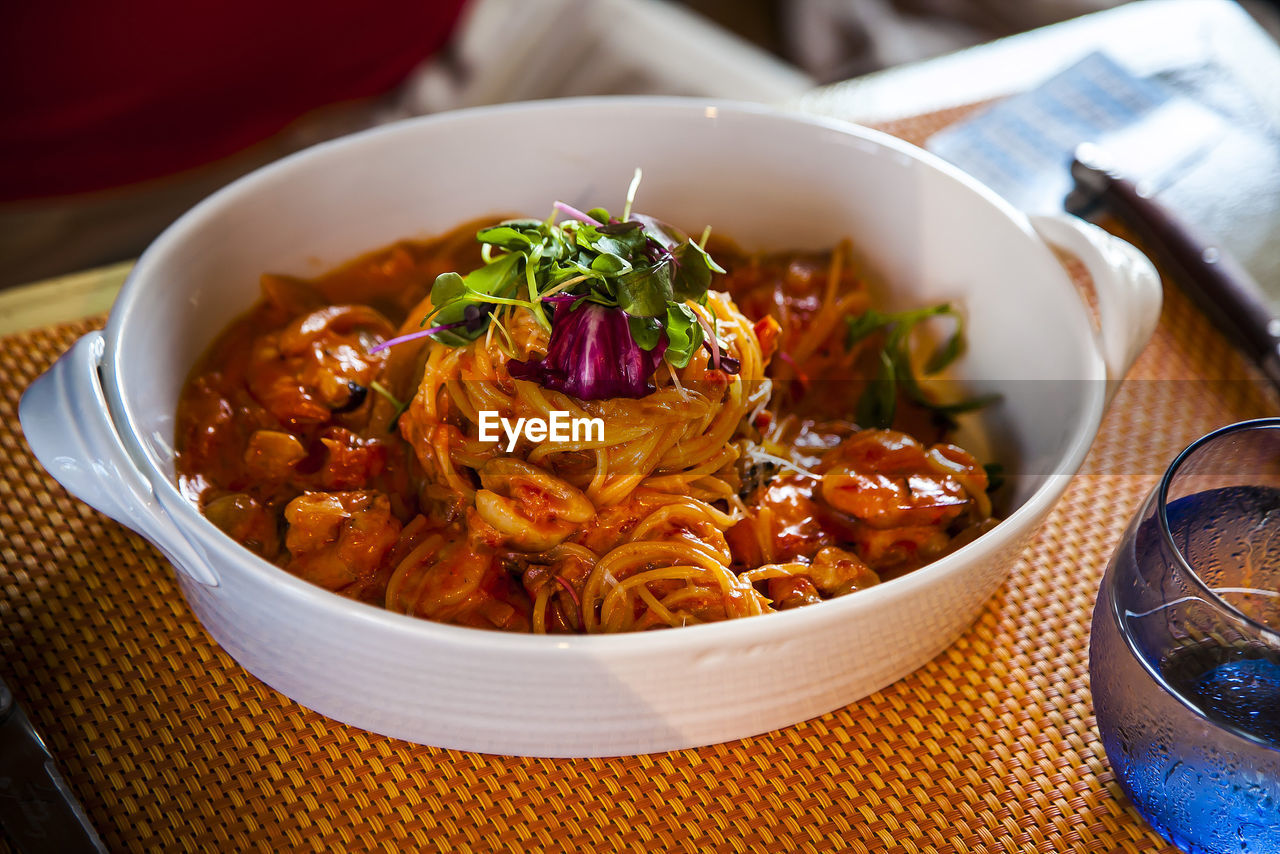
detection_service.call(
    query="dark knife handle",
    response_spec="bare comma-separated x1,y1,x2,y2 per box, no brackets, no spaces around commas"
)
0,676,109,854
1068,144,1280,389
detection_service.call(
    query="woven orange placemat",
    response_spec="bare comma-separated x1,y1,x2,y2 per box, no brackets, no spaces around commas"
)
3,114,1278,853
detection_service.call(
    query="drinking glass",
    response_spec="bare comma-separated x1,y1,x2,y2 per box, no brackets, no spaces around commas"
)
1091,419,1280,853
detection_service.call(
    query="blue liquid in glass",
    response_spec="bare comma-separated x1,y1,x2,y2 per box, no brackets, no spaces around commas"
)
1092,486,1280,854
1180,654,1280,743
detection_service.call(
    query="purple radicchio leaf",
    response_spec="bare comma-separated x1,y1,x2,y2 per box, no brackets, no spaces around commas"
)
507,302,667,400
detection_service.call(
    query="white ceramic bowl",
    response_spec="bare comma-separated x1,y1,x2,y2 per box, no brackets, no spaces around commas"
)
19,98,1160,757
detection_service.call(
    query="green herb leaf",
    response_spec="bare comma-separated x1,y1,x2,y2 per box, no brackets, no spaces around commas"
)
856,349,898,429
924,312,965,374
500,218,546,230
663,303,704,369
595,234,634,259
430,271,466,307
845,304,954,350
672,239,726,301
466,250,522,297
845,309,889,347
428,252,522,345
597,220,643,235
925,393,1002,415
845,302,995,428
475,226,533,252
631,214,683,250
589,252,631,276
628,315,663,351
615,264,674,317
983,462,1005,492
370,380,411,433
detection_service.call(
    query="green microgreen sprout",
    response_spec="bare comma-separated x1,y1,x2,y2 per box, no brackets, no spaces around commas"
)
373,169,730,388
845,304,999,429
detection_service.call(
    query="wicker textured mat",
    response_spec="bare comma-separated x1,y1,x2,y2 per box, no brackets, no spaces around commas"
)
3,115,1279,854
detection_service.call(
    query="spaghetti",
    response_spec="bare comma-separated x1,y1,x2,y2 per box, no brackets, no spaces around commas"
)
176,203,997,634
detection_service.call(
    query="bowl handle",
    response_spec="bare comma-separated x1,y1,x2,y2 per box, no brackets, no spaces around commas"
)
19,332,220,588
1029,214,1162,393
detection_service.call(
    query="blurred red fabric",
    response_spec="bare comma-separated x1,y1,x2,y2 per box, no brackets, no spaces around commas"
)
0,0,468,200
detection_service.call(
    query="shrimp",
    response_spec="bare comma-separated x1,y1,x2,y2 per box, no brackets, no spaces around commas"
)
385,530,531,631
807,545,879,596
819,430,976,529
283,491,401,591
246,304,395,425
472,459,595,551
742,546,878,610
203,492,280,559
817,429,988,569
